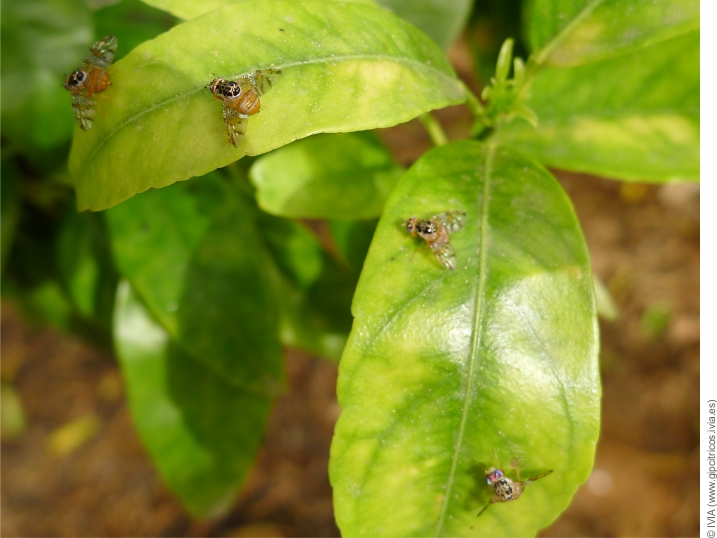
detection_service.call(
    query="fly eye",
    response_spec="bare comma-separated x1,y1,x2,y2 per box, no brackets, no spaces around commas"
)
495,470,503,479
486,477,492,485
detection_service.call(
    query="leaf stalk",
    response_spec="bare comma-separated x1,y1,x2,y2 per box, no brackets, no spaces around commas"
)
419,113,449,147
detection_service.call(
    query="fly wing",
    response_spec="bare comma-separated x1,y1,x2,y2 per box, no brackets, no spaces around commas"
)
72,93,96,131
85,35,117,70
525,469,553,483
222,102,248,147
430,241,457,270
433,210,467,233
246,68,282,96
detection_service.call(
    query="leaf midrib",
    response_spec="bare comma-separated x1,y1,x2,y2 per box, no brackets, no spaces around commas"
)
78,54,461,173
434,143,494,537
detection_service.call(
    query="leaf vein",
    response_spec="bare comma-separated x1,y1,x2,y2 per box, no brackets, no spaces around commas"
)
434,143,494,536
80,54,461,170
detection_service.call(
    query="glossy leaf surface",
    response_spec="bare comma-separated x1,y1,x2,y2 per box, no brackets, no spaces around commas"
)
526,0,699,67
330,141,600,536
375,0,474,50
139,0,235,19
250,133,403,220
114,282,271,518
496,31,699,182
138,0,468,50
106,174,283,393
69,0,464,211
139,0,377,21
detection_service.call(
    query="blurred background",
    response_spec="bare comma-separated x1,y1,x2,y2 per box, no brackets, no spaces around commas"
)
1,0,699,536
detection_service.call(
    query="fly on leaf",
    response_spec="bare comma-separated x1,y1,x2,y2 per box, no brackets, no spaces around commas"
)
477,453,553,517
405,210,467,270
206,68,282,147
63,35,117,131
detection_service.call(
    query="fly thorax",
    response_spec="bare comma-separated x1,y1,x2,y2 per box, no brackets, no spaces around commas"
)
219,81,242,99
493,478,515,500
209,78,242,100
416,220,437,237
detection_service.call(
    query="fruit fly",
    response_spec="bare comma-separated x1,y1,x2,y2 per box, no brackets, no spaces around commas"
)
405,211,467,270
206,68,282,147
477,454,553,517
63,35,117,131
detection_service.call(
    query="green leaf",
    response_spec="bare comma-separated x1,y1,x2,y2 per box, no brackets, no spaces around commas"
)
495,31,699,182
258,213,324,290
106,173,283,393
0,0,92,151
138,0,234,19
69,0,465,211
250,132,403,220
258,214,357,361
375,0,473,50
139,0,378,21
56,210,118,331
1,158,22,275
93,0,178,61
138,0,471,50
276,265,355,362
114,281,272,518
526,0,699,67
329,219,378,274
330,141,600,537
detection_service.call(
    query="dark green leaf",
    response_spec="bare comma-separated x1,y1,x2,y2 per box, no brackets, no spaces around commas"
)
328,219,377,274
250,132,403,220
258,214,356,361
1,158,22,274
466,0,527,84
276,267,354,362
9,281,75,331
375,0,473,50
69,0,465,211
257,213,324,290
56,210,118,330
93,0,178,61
0,0,92,151
114,281,272,518
495,31,699,182
526,0,699,67
106,174,283,393
3,191,112,345
330,142,599,536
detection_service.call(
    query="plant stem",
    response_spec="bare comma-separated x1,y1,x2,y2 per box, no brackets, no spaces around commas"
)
419,113,449,147
460,81,487,119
